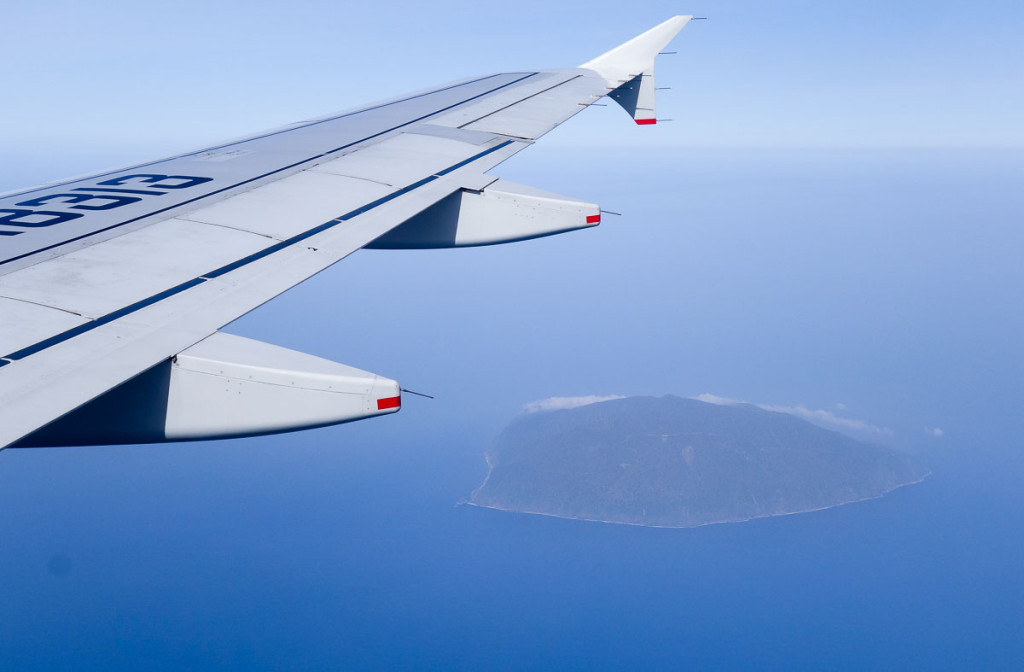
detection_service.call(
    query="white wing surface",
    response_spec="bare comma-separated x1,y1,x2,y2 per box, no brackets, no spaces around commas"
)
0,16,692,449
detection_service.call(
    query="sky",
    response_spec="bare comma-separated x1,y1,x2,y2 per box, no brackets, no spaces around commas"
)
1,2,1023,669
3,0,1023,176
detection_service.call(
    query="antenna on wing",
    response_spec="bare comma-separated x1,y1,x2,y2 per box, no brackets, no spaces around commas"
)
402,388,435,400
580,15,693,125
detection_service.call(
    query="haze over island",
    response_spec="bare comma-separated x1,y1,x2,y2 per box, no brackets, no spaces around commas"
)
470,395,928,528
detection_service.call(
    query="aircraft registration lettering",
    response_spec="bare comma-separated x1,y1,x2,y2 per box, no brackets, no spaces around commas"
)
0,174,213,237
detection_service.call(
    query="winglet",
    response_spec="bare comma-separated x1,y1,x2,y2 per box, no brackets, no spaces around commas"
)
580,15,692,125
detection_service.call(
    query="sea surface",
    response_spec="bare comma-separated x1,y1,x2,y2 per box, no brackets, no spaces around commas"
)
1,148,1021,670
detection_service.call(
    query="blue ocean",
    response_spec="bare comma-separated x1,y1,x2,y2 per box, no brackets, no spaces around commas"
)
1,148,1021,670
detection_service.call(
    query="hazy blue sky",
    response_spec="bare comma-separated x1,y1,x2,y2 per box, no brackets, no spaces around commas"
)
3,0,1023,172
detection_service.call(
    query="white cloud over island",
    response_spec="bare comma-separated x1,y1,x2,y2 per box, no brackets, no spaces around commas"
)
696,393,891,436
524,393,892,438
524,395,625,413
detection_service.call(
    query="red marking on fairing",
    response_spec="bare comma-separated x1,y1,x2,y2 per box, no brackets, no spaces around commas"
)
586,214,601,224
377,396,401,410
635,118,657,125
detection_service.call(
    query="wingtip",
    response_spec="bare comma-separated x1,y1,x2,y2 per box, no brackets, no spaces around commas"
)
582,16,691,127
580,15,692,82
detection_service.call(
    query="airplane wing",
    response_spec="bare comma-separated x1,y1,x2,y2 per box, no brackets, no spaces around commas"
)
0,16,692,449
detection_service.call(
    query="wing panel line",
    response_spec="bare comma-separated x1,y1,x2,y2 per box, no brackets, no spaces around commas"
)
454,74,584,130
0,140,515,365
